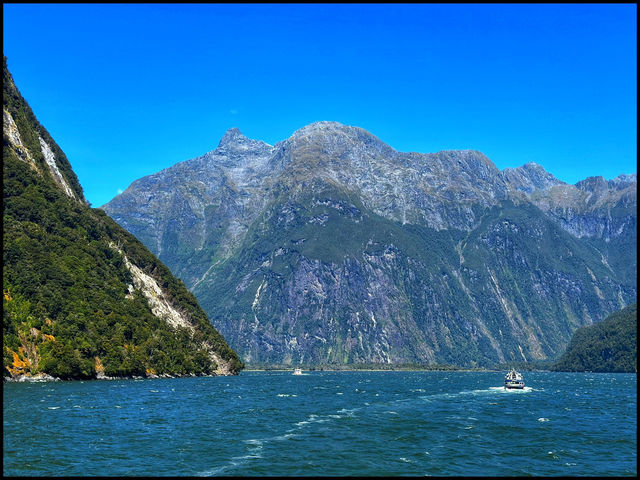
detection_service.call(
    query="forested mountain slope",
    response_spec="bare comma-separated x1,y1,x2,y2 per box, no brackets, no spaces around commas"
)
552,303,636,373
3,57,243,380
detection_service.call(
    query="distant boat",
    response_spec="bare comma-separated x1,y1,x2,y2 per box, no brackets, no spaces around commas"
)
504,369,525,389
293,368,303,375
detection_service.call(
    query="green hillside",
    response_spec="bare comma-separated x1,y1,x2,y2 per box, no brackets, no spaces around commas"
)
3,57,242,379
551,303,637,373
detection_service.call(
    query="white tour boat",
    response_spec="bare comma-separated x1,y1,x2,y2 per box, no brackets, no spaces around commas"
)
293,368,303,375
504,369,525,389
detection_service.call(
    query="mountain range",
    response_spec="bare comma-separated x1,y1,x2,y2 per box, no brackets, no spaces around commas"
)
103,121,636,367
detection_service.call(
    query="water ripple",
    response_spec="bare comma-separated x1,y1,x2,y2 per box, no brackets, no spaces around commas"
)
3,371,636,476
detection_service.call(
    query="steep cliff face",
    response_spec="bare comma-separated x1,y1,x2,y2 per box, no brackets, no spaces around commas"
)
103,121,636,367
3,57,242,380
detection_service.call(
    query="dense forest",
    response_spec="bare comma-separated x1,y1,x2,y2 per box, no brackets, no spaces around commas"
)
551,303,637,373
3,57,243,380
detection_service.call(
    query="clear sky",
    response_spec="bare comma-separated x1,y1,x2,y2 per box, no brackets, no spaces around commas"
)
3,3,637,207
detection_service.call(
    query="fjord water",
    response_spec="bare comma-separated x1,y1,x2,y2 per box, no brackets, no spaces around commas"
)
3,371,636,476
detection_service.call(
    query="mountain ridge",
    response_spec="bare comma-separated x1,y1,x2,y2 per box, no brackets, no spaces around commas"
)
103,121,636,367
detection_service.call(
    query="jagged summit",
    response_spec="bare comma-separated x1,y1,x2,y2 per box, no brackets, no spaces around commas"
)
217,127,245,147
519,161,546,172
576,174,638,193
609,173,637,190
215,126,273,156
502,162,564,193
575,175,609,193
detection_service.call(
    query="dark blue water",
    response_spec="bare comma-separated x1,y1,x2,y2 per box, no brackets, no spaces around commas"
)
3,371,637,476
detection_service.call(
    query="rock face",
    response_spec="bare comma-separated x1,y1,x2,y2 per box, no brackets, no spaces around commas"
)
3,57,242,380
103,121,637,367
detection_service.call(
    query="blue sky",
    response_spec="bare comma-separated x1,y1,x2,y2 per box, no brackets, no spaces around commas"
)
3,4,637,207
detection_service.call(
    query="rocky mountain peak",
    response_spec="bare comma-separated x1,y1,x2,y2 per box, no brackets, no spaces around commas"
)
291,120,350,136
520,162,551,177
573,174,636,196
215,127,273,156
608,173,637,190
218,127,244,146
287,121,384,150
575,176,609,193
502,162,564,194
282,121,396,170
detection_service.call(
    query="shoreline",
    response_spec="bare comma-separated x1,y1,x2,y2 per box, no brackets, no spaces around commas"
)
3,371,239,383
242,369,497,373
226,368,635,375
6,368,633,382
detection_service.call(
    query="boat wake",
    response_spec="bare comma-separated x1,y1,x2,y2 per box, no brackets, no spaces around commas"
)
418,385,533,402
198,407,360,475
198,380,535,475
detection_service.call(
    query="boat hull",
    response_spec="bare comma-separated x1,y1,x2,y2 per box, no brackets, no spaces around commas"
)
505,382,525,389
